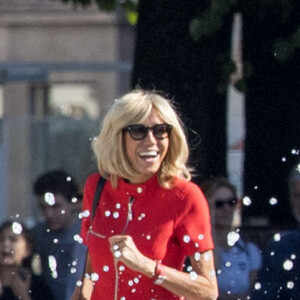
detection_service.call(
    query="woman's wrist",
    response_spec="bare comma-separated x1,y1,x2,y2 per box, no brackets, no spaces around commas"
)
152,260,166,285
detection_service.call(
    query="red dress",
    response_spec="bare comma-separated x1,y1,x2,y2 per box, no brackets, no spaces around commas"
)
81,173,214,300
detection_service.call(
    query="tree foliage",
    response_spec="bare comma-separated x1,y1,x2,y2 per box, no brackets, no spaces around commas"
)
190,0,300,62
57,0,300,62
56,0,300,93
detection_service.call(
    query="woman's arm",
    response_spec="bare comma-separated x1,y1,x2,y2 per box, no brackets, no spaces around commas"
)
8,269,32,300
71,252,94,300
109,235,219,300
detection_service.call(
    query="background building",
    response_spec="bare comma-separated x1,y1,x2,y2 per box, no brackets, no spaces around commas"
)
0,0,135,225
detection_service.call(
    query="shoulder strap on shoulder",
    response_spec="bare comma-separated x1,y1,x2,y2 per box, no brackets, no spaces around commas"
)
91,176,106,222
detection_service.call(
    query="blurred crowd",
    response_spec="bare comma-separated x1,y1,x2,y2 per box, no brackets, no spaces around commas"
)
1,164,299,300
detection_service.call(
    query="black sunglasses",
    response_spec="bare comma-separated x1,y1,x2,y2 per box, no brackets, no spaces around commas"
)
123,123,173,141
214,198,237,209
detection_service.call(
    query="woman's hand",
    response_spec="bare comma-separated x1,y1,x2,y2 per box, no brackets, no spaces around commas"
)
109,235,219,300
108,235,155,276
10,269,32,300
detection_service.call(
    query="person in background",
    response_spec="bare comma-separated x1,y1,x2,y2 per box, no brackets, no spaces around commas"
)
32,170,87,300
72,90,218,300
0,220,53,300
252,163,300,300
199,177,261,300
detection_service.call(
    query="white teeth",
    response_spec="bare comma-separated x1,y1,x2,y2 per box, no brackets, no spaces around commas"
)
139,151,158,157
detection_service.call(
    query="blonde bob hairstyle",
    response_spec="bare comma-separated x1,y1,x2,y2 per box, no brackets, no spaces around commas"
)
92,90,191,189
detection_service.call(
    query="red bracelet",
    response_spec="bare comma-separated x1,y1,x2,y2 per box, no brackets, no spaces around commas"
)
153,260,166,285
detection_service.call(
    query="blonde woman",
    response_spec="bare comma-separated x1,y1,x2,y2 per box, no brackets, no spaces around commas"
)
74,90,218,300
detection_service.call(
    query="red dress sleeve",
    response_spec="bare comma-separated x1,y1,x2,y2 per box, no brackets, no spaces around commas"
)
174,181,214,256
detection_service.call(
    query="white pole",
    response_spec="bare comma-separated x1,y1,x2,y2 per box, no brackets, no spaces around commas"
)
226,13,245,199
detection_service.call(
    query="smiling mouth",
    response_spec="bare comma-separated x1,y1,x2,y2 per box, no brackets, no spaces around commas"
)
139,151,159,159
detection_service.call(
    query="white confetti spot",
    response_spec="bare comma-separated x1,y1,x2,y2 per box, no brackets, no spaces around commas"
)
283,259,293,271
183,235,191,243
114,251,122,258
44,193,55,206
138,213,146,221
103,266,109,272
91,273,99,281
274,233,281,242
291,149,299,155
119,265,125,272
204,252,212,261
73,234,83,244
254,282,261,290
227,231,240,246
79,210,90,219
48,255,58,279
190,271,198,280
209,269,216,277
242,196,252,206
198,234,204,240
194,252,201,261
71,197,78,203
105,210,111,217
187,266,193,272
128,280,134,286
12,222,23,235
76,280,83,287
269,198,278,205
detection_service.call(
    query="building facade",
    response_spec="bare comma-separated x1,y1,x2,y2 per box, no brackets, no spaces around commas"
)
0,0,135,225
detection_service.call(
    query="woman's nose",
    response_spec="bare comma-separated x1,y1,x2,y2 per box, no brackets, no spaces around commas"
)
144,129,157,143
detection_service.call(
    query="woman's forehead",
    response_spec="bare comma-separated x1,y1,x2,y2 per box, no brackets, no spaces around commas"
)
0,226,22,238
212,186,234,198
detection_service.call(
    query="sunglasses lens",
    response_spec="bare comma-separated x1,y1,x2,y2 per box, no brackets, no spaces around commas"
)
124,124,172,140
153,124,171,139
215,198,237,209
128,125,147,140
215,201,224,208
